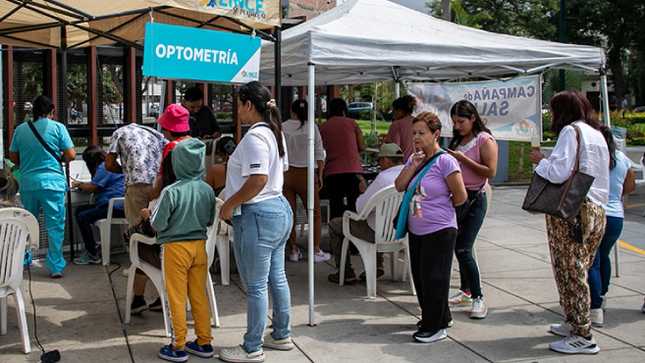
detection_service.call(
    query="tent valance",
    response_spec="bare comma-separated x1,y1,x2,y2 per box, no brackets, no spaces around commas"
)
0,0,281,49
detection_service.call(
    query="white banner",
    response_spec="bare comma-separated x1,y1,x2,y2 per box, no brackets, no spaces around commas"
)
407,76,542,142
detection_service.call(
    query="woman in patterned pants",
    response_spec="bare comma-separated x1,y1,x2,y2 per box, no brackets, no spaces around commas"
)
529,89,609,355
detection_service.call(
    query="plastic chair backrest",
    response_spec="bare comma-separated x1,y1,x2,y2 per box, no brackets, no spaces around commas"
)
358,186,404,245
0,208,38,292
205,198,223,267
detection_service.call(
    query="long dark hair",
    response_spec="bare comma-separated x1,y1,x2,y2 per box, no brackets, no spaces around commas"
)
238,81,285,158
449,100,491,150
216,136,237,156
550,89,600,135
291,99,308,129
600,126,617,170
33,95,55,121
82,145,107,177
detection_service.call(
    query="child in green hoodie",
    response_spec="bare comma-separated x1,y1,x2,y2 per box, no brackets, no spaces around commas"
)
145,138,216,362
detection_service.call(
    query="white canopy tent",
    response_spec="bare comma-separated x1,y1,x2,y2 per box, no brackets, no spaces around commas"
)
259,0,610,326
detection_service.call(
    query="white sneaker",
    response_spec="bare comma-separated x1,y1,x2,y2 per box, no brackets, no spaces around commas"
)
122,266,130,278
549,335,600,354
448,290,472,306
600,295,606,311
549,322,571,337
219,345,265,362
262,334,294,350
590,308,603,327
313,249,331,263
289,249,302,262
470,298,487,319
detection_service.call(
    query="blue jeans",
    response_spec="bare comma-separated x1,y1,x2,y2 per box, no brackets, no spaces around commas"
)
232,196,293,353
588,215,623,309
455,189,487,299
75,203,125,256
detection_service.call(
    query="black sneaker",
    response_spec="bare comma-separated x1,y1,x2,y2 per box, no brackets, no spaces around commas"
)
359,268,385,281
149,297,163,312
130,297,148,315
413,329,447,343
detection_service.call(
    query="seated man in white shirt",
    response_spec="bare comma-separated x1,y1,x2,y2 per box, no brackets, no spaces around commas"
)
328,143,406,284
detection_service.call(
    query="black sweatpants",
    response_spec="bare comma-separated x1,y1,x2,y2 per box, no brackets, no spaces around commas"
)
323,173,362,220
409,227,457,334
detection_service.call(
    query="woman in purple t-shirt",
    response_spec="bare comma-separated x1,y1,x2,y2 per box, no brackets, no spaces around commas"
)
395,111,466,344
446,100,498,320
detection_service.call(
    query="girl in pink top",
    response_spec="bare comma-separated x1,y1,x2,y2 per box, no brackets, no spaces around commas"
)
446,100,498,320
319,98,366,219
385,95,417,160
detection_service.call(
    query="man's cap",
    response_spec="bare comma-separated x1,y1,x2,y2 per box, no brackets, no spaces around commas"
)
378,143,403,158
158,104,190,133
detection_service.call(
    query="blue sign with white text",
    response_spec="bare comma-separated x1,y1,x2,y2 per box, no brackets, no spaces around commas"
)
143,23,261,83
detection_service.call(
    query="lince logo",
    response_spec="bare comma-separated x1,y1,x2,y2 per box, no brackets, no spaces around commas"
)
201,0,267,19
241,70,258,78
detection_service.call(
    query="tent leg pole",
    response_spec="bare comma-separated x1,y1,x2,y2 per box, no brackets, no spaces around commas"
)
395,82,400,98
307,62,316,327
600,68,611,128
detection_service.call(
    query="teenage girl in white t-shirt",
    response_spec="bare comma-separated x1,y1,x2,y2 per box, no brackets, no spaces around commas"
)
219,81,294,362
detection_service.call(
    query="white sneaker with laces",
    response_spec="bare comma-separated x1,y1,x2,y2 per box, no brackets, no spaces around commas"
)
289,249,303,262
448,290,472,306
590,308,603,327
470,297,487,319
549,335,600,354
313,249,331,263
549,322,571,337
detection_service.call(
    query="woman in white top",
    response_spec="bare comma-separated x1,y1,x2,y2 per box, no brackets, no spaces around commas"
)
530,89,609,355
282,99,330,263
587,126,635,326
219,81,294,362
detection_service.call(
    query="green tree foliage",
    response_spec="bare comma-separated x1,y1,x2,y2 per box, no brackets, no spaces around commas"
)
426,0,558,39
563,0,645,105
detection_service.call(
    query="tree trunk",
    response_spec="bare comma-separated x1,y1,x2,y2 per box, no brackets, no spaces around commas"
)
608,47,624,105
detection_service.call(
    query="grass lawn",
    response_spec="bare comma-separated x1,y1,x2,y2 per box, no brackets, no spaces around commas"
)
508,141,533,182
356,120,392,136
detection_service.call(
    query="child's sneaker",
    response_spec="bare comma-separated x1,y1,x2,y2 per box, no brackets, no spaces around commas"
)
470,297,487,319
549,335,600,354
313,249,331,263
158,344,188,362
219,345,265,362
185,340,215,358
73,250,102,265
263,334,294,350
289,249,303,262
448,290,472,306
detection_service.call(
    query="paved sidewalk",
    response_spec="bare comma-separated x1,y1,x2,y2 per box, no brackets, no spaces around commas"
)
1,186,644,362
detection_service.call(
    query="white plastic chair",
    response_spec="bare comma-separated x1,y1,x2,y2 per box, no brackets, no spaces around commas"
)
92,197,129,266
339,186,415,299
0,208,39,354
124,202,221,336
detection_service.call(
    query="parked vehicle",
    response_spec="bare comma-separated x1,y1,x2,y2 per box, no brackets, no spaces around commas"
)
148,104,160,117
347,102,373,119
23,102,32,111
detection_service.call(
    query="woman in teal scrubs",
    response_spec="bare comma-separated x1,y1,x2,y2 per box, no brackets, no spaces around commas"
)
9,95,76,278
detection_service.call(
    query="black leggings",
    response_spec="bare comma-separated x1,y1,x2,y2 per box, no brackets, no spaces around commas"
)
409,227,457,334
